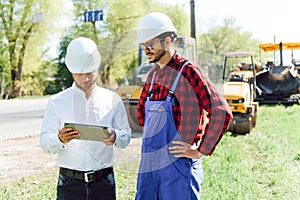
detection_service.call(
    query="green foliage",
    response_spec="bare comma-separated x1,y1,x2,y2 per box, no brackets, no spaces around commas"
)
0,0,68,98
53,0,190,89
50,35,73,93
98,0,146,87
153,4,190,37
101,0,190,86
20,73,44,96
0,0,279,97
0,105,299,199
198,17,264,83
0,49,10,98
20,50,59,96
111,53,138,87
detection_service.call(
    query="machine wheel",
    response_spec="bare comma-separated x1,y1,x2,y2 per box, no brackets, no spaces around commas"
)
227,121,235,134
228,116,253,134
235,119,252,134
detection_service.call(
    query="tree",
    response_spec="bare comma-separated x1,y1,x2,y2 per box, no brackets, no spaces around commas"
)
100,1,190,87
52,0,191,91
198,17,262,82
0,46,10,98
55,0,148,89
99,0,147,88
53,35,73,93
0,0,66,98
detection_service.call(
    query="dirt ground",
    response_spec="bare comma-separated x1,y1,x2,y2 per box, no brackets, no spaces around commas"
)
0,135,142,182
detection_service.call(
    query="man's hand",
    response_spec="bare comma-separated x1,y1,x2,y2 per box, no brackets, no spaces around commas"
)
102,129,116,146
169,141,204,159
58,127,80,144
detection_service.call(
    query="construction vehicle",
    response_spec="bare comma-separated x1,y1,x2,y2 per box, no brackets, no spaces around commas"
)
117,36,197,132
222,52,258,134
255,42,300,105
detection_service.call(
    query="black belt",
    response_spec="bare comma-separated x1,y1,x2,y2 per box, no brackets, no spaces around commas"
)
59,167,113,183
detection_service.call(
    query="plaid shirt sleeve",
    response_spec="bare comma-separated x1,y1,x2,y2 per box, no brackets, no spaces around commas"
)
184,64,233,155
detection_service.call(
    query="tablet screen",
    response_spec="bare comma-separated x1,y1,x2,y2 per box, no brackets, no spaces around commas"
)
64,122,110,141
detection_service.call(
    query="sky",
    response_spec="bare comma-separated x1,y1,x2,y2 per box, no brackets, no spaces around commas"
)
48,0,300,64
160,0,300,64
165,0,300,43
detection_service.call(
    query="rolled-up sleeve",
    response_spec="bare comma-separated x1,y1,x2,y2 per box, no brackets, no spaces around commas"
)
40,99,66,154
196,75,233,155
113,95,131,149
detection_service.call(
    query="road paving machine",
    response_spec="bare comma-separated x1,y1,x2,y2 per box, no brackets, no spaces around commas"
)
222,52,258,134
255,42,300,105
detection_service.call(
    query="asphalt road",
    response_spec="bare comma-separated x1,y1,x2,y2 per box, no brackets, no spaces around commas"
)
0,97,142,140
0,98,49,140
0,97,142,182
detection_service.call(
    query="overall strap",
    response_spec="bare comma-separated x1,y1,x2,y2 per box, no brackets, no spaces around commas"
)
167,61,190,101
146,71,157,101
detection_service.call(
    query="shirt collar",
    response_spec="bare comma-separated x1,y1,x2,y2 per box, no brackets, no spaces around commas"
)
71,82,96,99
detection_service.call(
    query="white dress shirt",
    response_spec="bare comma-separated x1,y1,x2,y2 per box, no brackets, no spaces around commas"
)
40,83,131,171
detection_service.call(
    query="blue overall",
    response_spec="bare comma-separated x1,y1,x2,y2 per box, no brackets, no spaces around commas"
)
135,62,204,200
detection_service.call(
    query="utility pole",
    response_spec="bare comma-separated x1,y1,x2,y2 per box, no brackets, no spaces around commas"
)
190,0,196,39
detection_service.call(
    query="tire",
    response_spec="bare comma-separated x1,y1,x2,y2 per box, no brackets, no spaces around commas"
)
236,118,252,134
228,116,253,134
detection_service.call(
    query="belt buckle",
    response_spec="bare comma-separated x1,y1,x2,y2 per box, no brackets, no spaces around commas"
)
84,171,94,182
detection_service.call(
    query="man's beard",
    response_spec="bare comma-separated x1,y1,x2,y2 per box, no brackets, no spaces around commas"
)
148,49,166,63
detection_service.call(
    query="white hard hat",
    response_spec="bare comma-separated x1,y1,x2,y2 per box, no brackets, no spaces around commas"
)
136,12,176,44
65,37,101,73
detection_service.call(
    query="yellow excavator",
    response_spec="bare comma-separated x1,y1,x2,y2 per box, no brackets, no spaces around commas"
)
117,36,197,132
222,52,258,134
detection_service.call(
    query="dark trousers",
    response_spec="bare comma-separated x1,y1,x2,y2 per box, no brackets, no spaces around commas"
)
56,170,116,200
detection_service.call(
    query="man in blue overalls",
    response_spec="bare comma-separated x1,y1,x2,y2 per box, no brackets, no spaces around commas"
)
135,12,233,200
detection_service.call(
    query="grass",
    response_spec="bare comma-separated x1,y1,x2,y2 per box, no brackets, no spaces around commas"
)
0,176,57,200
201,105,300,200
0,105,299,200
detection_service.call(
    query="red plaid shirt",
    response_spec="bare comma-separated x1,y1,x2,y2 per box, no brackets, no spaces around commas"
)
137,53,232,155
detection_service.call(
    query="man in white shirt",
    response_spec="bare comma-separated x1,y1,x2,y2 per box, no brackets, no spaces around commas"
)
40,37,131,200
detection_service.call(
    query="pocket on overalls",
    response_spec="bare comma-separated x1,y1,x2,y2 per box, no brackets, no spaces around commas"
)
172,157,192,179
144,103,167,138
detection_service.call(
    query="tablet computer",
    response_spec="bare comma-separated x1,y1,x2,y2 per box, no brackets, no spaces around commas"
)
64,122,110,141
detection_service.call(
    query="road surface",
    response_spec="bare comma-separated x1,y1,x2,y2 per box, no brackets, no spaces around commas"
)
0,98,49,140
0,97,142,182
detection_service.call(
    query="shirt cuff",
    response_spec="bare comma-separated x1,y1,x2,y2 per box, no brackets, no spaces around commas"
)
57,134,68,149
